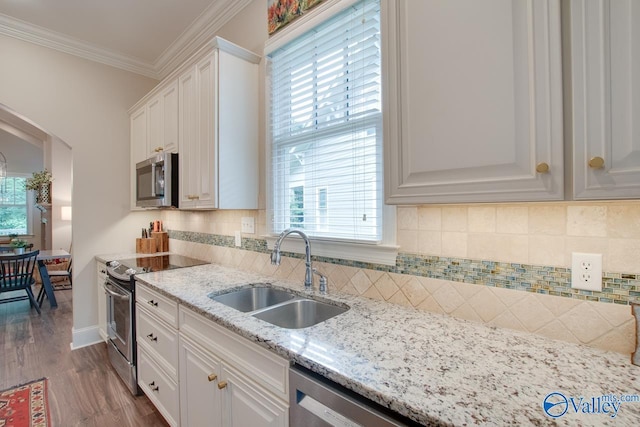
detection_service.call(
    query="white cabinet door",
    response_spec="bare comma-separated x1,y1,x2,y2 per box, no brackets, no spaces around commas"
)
178,54,217,209
383,0,564,203
179,66,198,209
571,0,640,199
194,52,218,209
130,106,148,209
147,81,178,158
131,105,148,165
221,365,288,427
147,94,163,158
138,347,180,427
179,337,223,427
162,81,179,154
96,262,107,341
137,307,179,380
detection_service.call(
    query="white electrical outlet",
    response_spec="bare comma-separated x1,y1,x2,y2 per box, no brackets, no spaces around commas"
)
571,252,602,292
241,217,255,234
234,231,242,247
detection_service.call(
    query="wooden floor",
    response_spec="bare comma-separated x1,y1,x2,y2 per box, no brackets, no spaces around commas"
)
0,286,168,426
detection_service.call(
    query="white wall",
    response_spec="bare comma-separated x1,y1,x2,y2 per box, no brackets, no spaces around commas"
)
0,129,43,172
0,34,158,348
51,136,72,250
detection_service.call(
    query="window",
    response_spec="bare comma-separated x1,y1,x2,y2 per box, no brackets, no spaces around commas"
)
0,175,32,236
268,0,383,243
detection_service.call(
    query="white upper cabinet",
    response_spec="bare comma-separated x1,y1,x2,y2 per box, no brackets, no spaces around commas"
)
383,0,564,203
179,40,260,209
571,0,640,199
130,37,260,210
130,105,147,209
147,81,179,158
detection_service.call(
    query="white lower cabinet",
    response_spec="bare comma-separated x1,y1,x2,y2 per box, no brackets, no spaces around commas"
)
138,347,180,427
221,364,288,427
178,336,288,427
178,306,289,427
136,283,289,427
136,285,180,427
178,337,223,427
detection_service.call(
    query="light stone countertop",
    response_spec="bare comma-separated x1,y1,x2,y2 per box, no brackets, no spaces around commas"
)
132,262,640,426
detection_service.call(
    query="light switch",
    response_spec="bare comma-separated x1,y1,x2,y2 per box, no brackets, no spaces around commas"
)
241,217,255,234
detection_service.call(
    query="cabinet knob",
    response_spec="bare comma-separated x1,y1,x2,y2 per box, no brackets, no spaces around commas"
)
146,333,157,342
148,300,158,307
149,381,159,392
207,373,217,382
217,381,228,390
589,156,605,169
535,162,550,174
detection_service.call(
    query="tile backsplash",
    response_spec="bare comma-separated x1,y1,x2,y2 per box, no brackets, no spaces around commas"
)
161,201,640,356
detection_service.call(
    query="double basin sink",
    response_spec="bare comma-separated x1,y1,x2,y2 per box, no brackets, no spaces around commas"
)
210,285,348,329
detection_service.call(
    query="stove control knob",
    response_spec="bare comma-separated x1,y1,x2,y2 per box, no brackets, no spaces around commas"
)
125,268,137,276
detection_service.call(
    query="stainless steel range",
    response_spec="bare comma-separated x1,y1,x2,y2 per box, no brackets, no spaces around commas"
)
103,254,208,395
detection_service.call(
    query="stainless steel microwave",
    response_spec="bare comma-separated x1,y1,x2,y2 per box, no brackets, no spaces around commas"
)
135,152,178,208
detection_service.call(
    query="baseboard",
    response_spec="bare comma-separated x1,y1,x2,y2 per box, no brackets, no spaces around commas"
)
70,325,103,350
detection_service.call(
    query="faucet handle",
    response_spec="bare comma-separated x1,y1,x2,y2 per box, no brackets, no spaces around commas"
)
270,250,281,266
312,268,328,294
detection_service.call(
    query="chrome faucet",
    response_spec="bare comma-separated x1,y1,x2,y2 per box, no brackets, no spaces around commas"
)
270,228,328,293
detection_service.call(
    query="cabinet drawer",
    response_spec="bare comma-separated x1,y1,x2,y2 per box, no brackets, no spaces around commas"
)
137,307,178,380
138,348,180,427
136,284,178,328
179,306,289,401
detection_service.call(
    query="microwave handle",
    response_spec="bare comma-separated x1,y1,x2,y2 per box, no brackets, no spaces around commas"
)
151,163,156,197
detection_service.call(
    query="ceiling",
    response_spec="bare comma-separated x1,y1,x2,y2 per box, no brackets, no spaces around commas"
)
0,0,253,79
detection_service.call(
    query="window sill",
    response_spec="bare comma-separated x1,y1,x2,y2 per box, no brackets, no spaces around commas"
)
264,235,398,266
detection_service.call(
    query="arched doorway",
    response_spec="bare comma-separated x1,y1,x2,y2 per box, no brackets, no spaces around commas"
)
0,103,73,252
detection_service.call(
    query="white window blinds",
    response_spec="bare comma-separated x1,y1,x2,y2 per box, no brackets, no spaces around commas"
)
268,0,382,242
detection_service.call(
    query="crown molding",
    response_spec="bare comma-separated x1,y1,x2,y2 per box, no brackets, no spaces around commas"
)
153,0,255,79
0,0,256,80
0,13,158,79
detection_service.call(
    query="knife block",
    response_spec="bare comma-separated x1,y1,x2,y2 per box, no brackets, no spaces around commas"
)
136,238,157,254
151,231,169,252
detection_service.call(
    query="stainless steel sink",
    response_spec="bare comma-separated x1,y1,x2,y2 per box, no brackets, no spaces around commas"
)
252,299,348,329
211,286,296,312
211,285,349,328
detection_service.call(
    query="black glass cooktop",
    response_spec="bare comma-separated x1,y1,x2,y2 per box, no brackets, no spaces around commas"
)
107,254,208,281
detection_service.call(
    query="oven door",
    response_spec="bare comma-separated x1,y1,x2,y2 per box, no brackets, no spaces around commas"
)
104,277,134,361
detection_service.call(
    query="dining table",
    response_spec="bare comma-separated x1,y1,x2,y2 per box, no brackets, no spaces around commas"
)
36,249,71,308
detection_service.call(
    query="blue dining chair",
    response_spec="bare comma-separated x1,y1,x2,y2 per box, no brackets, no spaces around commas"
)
0,250,41,314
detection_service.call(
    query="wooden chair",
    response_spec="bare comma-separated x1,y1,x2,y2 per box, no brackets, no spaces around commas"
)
0,250,41,314
46,257,72,286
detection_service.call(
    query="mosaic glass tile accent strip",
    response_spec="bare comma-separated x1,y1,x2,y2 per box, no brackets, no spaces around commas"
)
168,230,640,305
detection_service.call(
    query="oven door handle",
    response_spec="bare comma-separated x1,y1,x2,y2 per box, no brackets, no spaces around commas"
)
103,281,131,300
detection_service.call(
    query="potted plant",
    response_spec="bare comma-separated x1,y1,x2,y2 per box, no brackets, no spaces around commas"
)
11,239,29,254
26,169,53,204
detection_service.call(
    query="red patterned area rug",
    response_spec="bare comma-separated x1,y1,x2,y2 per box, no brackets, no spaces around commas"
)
0,378,51,427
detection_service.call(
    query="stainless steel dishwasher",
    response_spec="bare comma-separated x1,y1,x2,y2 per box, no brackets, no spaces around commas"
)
290,365,419,427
